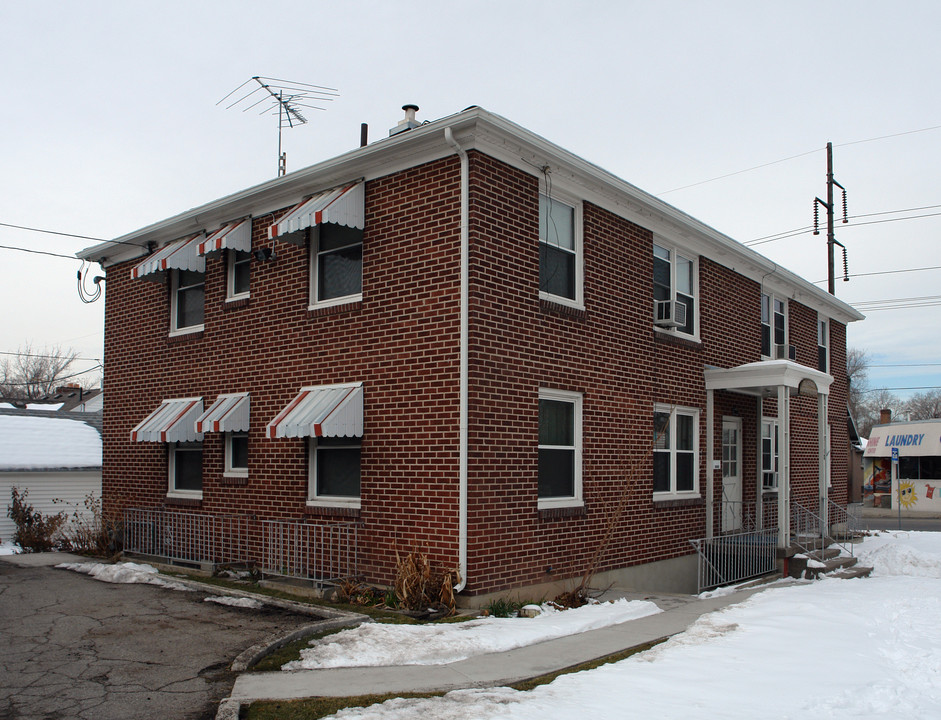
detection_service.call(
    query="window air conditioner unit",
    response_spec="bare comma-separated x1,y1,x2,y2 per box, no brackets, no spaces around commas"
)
774,343,796,361
654,300,686,328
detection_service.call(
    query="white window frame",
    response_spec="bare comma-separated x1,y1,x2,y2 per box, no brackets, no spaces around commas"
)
308,224,364,310
761,418,779,491
224,432,249,478
226,249,251,301
538,190,584,310
653,240,698,339
761,292,787,358
653,404,700,499
167,441,203,499
307,437,362,509
817,315,829,373
169,269,205,336
537,388,583,510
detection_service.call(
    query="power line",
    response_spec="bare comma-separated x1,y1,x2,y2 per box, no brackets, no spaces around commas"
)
0,221,107,242
871,363,941,368
0,364,102,387
0,350,102,363
813,264,941,285
745,203,941,246
658,122,941,196
0,243,79,260
860,386,941,393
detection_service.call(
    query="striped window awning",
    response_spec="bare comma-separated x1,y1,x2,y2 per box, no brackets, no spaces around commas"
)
130,234,206,280
131,398,204,443
268,182,364,244
194,392,250,434
197,219,252,256
266,383,363,439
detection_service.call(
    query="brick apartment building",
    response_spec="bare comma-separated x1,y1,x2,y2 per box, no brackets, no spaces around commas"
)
78,105,863,598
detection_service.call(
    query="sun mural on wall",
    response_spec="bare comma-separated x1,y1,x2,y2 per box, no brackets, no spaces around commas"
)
899,481,918,509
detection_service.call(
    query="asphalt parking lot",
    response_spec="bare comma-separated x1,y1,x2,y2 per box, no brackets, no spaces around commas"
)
0,553,316,720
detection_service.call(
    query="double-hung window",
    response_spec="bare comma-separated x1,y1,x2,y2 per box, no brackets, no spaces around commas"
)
653,243,696,336
653,405,699,497
818,317,829,373
169,442,203,497
539,193,582,307
761,419,779,490
171,269,205,334
228,249,251,300
309,437,361,506
225,432,248,477
538,389,582,507
310,223,363,307
761,293,786,358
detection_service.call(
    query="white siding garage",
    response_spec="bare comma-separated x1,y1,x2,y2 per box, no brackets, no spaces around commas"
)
0,410,102,545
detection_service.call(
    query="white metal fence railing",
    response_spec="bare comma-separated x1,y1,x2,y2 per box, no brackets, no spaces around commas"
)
259,518,360,583
122,508,359,585
690,527,778,593
123,508,247,566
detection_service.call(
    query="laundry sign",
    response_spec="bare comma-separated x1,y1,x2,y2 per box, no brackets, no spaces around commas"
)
865,421,941,457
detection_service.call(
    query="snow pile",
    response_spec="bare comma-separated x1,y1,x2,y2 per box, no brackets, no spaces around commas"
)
284,599,661,670
0,414,101,469
854,531,941,578
0,541,21,555
204,595,263,609
320,532,941,719
57,561,193,591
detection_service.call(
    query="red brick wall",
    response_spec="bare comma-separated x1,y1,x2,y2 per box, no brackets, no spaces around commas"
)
103,156,464,583
101,147,852,595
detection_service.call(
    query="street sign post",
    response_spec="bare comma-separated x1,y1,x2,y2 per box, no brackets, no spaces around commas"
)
892,447,900,530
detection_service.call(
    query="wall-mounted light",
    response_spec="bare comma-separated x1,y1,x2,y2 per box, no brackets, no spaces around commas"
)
253,247,275,262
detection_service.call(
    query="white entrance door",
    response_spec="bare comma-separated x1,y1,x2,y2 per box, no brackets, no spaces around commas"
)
722,418,743,532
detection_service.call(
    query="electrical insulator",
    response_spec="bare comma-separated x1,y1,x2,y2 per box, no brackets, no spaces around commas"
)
842,189,848,224
842,247,849,281
813,201,820,235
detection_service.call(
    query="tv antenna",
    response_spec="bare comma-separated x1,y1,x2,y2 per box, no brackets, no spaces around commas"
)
218,76,339,177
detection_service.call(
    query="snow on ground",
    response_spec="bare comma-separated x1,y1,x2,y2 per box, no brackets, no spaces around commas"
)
0,541,20,555
57,561,194,591
204,596,263,609
321,532,941,719
854,529,941,578
284,599,662,670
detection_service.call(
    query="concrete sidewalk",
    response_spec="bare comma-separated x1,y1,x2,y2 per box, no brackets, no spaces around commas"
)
225,585,766,707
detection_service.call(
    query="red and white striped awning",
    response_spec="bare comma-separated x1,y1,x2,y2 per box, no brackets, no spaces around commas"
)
197,220,252,256
268,182,364,243
130,234,206,280
194,393,250,434
131,398,204,443
266,383,363,439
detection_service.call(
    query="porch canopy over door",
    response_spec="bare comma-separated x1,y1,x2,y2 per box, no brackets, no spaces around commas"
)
704,360,833,547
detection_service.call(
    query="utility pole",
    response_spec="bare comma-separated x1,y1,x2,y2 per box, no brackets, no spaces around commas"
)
814,142,849,295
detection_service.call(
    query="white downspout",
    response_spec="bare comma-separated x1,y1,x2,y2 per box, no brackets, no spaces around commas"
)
444,127,469,593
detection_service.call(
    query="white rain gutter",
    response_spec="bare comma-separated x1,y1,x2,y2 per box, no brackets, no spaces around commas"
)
444,126,469,593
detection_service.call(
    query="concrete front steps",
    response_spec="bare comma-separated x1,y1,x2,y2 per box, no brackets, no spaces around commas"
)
786,545,873,580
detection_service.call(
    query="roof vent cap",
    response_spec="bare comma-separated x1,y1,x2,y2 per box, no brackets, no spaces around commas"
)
389,104,420,136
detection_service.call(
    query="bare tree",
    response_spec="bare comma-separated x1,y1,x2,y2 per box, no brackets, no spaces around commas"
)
857,387,904,437
0,344,79,401
905,389,941,421
846,347,869,427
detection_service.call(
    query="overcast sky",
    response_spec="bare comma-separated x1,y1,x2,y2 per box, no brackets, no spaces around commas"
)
1,1,939,400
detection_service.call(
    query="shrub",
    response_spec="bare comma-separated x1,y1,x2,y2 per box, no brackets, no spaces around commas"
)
54,492,121,556
7,487,68,553
393,547,459,616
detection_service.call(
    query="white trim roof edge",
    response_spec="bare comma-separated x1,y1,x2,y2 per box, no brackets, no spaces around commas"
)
78,106,861,324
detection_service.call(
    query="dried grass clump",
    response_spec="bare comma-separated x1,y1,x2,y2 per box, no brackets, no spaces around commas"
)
394,547,459,617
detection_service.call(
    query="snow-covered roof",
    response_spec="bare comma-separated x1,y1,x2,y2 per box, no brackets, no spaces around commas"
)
0,410,102,471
